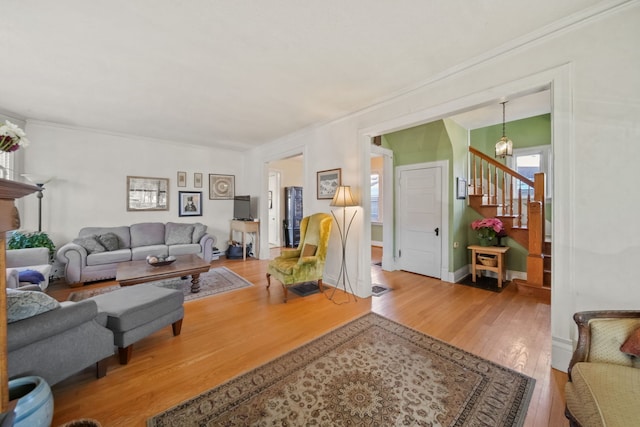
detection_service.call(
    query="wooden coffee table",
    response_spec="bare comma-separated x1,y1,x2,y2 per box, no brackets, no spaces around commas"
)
116,254,211,293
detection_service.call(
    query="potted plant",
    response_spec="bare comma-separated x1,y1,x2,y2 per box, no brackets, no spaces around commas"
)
8,230,56,262
471,218,505,247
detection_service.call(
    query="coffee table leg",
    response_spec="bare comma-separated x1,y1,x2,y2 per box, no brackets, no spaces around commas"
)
190,273,201,293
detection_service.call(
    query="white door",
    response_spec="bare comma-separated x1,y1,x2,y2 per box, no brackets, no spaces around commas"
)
398,166,442,278
268,172,280,246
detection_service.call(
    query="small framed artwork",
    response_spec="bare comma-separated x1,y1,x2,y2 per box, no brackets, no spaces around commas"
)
177,171,187,187
317,168,341,200
178,191,202,216
194,173,203,188
456,177,467,199
209,174,235,200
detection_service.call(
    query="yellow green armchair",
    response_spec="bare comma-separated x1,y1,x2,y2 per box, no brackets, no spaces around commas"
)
266,213,332,302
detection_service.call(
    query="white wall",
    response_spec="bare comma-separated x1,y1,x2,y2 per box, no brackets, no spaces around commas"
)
19,122,244,251
247,4,640,371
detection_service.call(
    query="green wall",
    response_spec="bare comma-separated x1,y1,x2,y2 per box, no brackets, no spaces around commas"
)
379,113,551,276
371,223,383,242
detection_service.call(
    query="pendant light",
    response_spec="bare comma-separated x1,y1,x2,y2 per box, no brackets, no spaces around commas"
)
495,101,513,158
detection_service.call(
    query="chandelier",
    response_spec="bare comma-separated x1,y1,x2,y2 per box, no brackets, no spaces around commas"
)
495,101,513,158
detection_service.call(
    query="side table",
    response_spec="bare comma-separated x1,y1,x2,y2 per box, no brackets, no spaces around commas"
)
467,245,510,288
230,220,260,260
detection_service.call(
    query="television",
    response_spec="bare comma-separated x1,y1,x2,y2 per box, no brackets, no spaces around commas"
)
233,195,252,220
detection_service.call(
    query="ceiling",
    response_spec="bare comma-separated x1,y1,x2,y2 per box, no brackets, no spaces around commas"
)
1,1,602,151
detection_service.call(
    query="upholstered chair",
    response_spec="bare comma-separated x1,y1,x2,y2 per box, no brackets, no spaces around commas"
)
565,310,640,427
266,213,332,302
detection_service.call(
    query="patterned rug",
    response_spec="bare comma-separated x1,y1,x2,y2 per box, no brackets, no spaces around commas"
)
371,283,391,296
67,267,253,302
148,313,535,426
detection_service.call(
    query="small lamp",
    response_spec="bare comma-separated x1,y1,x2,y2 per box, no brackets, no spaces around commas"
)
495,101,513,159
329,185,359,303
21,174,54,232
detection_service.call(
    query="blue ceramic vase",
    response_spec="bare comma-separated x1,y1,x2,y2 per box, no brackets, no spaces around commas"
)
9,376,54,427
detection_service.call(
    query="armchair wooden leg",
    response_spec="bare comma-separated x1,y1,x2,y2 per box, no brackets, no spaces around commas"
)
318,279,324,293
282,285,288,303
172,319,183,336
266,273,271,289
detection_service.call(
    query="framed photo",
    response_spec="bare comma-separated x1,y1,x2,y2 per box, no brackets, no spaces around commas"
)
194,173,203,188
209,174,235,200
126,176,169,211
317,168,341,200
178,191,202,216
456,177,467,199
177,171,187,188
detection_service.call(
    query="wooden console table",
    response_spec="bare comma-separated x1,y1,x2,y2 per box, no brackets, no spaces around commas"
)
468,245,510,288
229,220,259,261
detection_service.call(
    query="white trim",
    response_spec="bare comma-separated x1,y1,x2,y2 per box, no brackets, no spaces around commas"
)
395,161,450,281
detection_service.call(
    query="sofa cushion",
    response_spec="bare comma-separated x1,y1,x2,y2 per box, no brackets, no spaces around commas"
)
588,318,640,367
165,223,195,245
130,223,165,247
566,362,640,427
97,232,120,251
80,226,131,249
168,243,202,257
87,249,132,266
132,245,168,261
192,222,207,243
73,235,106,254
6,289,60,323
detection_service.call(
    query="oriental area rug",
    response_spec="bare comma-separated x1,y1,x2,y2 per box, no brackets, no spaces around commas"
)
67,267,253,303
148,313,535,426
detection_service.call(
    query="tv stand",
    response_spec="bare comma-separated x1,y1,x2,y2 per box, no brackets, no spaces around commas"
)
229,220,259,261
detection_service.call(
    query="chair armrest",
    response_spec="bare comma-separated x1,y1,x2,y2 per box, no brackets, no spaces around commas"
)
56,242,88,284
199,233,217,262
568,310,640,380
277,250,302,260
297,255,319,266
5,269,20,289
7,299,100,351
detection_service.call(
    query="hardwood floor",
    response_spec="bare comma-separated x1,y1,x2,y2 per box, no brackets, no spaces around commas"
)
46,247,568,426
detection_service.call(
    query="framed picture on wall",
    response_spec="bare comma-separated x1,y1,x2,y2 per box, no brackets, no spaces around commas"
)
317,168,341,200
194,173,203,188
177,171,187,188
209,174,235,200
178,191,202,216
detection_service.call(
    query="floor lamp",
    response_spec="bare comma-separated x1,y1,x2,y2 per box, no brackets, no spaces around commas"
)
21,174,54,232
329,185,359,303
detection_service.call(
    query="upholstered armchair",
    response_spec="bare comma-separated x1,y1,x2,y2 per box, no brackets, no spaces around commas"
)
5,247,52,291
266,213,332,302
565,310,640,427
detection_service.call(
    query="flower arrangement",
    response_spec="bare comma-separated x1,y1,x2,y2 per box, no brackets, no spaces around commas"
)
0,120,30,152
471,217,504,243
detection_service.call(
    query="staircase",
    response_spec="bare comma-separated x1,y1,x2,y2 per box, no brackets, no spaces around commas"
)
468,147,551,302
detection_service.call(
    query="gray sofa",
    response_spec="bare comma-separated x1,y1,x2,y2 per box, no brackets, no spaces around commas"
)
56,222,217,286
7,298,114,386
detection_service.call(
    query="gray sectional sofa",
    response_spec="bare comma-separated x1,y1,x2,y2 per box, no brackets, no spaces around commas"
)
57,222,217,286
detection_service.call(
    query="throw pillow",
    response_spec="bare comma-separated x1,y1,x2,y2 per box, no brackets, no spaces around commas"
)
621,327,640,357
165,223,195,245
73,235,106,254
301,244,317,257
6,289,60,323
18,269,45,284
97,232,120,251
192,222,207,243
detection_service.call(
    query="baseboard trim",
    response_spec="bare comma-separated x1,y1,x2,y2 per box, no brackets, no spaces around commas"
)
552,336,573,373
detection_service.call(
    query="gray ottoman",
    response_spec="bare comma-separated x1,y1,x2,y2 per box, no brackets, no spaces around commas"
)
90,284,184,364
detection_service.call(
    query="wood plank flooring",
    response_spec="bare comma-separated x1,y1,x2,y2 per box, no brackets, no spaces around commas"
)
46,247,568,426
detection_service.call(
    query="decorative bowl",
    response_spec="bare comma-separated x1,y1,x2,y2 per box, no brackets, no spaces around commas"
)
146,255,176,267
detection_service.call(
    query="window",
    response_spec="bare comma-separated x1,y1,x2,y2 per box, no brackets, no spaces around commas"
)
371,171,382,223
508,145,552,198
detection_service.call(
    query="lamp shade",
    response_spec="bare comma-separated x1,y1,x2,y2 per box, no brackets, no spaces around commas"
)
330,185,358,207
21,174,54,186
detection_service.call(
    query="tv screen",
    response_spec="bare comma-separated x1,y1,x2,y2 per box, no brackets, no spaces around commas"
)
233,195,252,220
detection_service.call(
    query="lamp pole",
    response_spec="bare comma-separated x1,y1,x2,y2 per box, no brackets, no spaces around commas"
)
36,184,44,232
329,185,359,303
